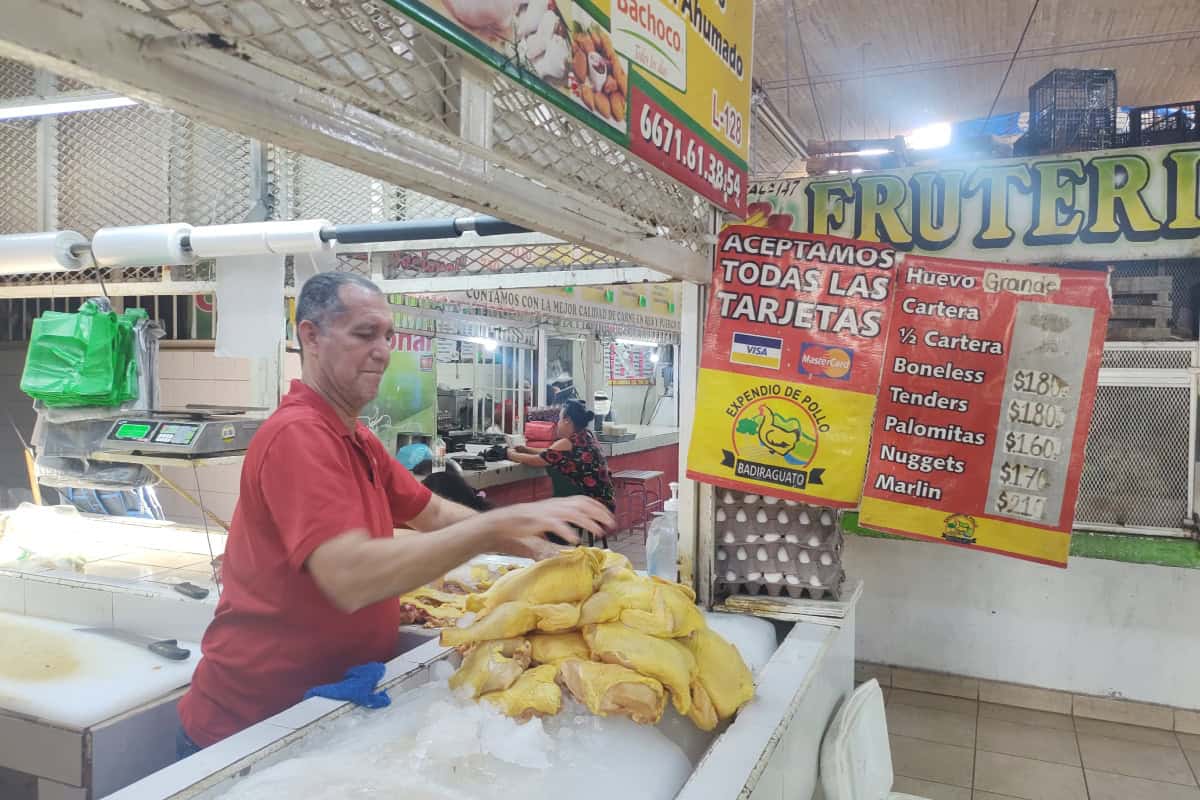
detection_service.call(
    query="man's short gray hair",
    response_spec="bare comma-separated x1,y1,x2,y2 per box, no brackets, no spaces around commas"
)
296,272,382,331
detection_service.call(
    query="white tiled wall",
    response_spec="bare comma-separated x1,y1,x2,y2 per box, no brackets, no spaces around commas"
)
156,349,254,526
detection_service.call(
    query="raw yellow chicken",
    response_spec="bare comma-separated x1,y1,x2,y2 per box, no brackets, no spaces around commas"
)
687,682,719,732
449,640,530,698
531,602,581,633
482,664,562,720
397,586,469,627
583,623,697,715
620,580,705,639
686,627,755,720
466,548,604,616
441,601,539,647
600,550,632,572
527,631,590,665
441,600,587,646
558,658,667,725
577,572,703,638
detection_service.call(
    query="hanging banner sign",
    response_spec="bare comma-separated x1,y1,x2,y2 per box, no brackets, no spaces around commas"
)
387,0,753,214
686,226,899,507
360,331,438,446
858,256,1111,567
422,284,681,334
746,143,1200,263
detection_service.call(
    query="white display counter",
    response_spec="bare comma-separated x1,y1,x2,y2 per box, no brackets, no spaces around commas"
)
103,592,857,800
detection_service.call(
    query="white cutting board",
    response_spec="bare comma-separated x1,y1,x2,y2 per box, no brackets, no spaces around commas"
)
0,611,199,730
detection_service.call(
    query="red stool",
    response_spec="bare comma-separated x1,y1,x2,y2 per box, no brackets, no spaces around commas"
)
612,470,665,542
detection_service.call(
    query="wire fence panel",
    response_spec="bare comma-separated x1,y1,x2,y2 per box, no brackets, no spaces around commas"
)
1076,380,1196,533
0,120,39,234
130,0,710,253
0,56,36,98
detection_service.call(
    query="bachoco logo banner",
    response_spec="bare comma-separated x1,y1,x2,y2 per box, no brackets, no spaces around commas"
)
686,226,899,507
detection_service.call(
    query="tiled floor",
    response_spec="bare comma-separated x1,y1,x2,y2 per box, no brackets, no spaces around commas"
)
881,686,1200,800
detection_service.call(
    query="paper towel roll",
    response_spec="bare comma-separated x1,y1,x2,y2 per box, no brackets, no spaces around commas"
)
0,231,91,275
191,220,331,258
91,224,195,267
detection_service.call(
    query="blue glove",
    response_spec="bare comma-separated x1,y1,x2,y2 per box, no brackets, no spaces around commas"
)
304,662,391,709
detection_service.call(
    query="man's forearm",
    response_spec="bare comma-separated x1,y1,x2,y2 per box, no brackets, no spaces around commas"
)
310,516,498,613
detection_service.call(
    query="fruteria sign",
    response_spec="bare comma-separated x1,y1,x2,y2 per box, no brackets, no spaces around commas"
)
858,256,1110,567
747,143,1200,262
389,0,753,214
685,227,899,508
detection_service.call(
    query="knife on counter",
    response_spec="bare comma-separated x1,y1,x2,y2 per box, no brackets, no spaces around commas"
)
76,627,191,661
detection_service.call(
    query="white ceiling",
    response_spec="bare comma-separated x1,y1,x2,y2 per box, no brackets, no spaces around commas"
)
750,0,1200,176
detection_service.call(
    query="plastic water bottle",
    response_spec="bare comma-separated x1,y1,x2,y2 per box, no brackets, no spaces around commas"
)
432,436,447,472
646,482,680,581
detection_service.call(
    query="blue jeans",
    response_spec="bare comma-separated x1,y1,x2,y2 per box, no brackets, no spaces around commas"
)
176,726,202,760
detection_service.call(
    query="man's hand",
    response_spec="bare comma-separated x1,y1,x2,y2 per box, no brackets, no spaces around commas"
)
489,496,615,551
506,535,569,561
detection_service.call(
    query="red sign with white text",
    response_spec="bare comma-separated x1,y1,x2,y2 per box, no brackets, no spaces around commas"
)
858,256,1111,567
630,87,747,216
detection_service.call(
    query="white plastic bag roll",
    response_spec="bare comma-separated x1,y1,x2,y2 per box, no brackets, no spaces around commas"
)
91,224,195,267
190,220,331,258
0,231,90,275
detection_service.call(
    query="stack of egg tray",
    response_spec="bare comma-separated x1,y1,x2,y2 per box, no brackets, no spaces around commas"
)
714,489,845,601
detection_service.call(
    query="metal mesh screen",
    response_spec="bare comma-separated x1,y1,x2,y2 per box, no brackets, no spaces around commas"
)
140,0,463,133
56,105,173,235
0,120,39,234
129,0,709,250
381,242,631,278
400,189,470,221
1100,345,1197,370
169,116,257,225
750,123,806,182
489,72,709,247
1076,383,1193,531
279,149,403,224
0,56,36,98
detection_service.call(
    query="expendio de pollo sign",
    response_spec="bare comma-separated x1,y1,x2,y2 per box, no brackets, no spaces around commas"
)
748,143,1200,263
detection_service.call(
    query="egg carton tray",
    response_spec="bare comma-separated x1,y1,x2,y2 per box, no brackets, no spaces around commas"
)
717,527,844,551
717,573,845,601
716,542,843,573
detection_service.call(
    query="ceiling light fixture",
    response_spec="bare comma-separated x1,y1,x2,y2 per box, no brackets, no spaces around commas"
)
905,122,952,150
467,336,498,352
0,94,138,121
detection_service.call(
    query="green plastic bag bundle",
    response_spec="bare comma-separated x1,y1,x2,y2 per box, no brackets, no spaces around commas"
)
20,301,147,407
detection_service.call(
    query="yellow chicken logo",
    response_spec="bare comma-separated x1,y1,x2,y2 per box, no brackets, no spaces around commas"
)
733,402,819,466
755,407,801,457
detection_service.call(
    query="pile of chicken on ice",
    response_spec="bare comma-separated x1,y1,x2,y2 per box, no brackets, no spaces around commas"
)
398,548,755,731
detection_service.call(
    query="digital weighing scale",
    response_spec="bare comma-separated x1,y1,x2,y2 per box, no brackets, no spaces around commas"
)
96,409,264,459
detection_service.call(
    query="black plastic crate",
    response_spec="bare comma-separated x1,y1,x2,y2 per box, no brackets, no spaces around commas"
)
1028,68,1118,153
1124,102,1200,147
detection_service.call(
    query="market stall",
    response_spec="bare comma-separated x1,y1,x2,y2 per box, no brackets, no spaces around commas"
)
0,2,871,799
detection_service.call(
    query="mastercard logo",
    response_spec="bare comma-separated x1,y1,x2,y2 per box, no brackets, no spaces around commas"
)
798,344,854,380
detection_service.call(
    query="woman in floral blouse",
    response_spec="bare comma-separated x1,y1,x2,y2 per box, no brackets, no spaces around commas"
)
507,400,616,538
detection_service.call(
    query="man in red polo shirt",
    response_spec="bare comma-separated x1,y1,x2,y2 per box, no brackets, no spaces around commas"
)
177,273,613,753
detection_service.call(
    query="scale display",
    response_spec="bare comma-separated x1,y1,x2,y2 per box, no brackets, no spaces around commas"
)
98,415,262,459
113,422,153,441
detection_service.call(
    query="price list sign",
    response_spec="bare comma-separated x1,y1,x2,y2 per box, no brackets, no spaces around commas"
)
858,256,1110,566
